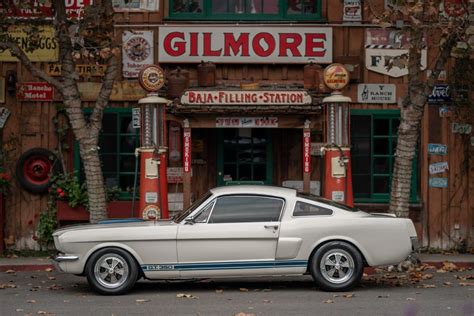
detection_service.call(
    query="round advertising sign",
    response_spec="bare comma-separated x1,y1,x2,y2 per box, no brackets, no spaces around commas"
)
138,65,165,92
323,63,350,90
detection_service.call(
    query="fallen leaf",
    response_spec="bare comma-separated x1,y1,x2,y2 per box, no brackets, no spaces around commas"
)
26,300,37,303
436,269,447,273
239,288,249,292
323,299,334,304
16,309,24,312
262,299,271,303
443,281,452,286
406,297,416,301
234,313,256,316
176,293,198,299
0,283,17,289
48,277,56,280
343,294,355,298
459,282,474,286
262,288,272,292
422,284,436,288
422,273,433,280
215,289,224,294
135,299,150,303
5,269,15,274
44,268,53,272
441,262,458,272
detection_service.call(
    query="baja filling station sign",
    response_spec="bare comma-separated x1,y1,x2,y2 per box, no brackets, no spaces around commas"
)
158,26,333,64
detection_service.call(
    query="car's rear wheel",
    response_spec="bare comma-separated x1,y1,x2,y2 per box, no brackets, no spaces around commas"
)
85,248,138,295
310,241,363,291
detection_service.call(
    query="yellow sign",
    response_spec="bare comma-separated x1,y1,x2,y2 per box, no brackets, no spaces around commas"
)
323,63,350,90
46,64,106,77
0,26,58,62
78,82,148,101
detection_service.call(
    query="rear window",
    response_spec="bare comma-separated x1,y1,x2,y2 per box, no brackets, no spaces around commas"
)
296,192,358,212
293,201,332,216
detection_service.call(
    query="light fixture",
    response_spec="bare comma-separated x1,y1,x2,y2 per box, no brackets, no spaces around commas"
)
6,71,16,96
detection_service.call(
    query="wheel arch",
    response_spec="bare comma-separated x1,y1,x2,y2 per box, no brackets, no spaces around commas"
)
306,237,370,273
82,242,144,275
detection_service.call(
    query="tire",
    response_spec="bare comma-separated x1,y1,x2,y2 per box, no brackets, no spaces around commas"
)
16,148,62,194
310,241,364,292
85,248,139,295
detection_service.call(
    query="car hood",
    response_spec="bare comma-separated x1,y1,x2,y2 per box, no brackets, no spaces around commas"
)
52,219,175,237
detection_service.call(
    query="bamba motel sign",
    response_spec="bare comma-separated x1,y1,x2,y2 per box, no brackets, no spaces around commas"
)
159,26,333,64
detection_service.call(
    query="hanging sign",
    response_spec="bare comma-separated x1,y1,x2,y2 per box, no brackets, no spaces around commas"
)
428,84,451,103
303,131,311,173
452,123,472,134
122,30,154,78
429,162,449,174
365,29,427,77
357,84,396,103
16,82,54,101
0,107,11,129
216,117,278,128
428,144,448,155
429,177,448,188
181,90,312,106
0,26,58,62
183,130,191,173
158,26,333,64
343,0,362,22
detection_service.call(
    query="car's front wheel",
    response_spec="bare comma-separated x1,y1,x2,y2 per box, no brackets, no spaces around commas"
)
85,248,138,295
310,241,363,291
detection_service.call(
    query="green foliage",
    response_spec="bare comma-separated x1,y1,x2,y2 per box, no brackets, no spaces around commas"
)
106,185,122,202
0,168,11,195
50,173,89,209
36,200,57,248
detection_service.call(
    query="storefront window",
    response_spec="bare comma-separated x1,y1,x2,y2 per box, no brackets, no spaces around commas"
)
169,0,321,20
350,110,418,203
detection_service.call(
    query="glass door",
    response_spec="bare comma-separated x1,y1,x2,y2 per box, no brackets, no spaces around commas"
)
217,128,273,186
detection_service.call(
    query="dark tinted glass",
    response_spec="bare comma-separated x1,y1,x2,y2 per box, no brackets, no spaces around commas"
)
293,201,332,216
209,196,283,223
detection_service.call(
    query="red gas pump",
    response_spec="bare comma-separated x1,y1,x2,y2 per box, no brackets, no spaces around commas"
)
321,64,353,206
137,65,170,220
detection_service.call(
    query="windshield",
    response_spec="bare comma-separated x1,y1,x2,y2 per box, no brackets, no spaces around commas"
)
296,192,359,212
173,191,213,223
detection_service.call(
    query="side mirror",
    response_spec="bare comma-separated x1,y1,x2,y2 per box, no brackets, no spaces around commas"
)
184,216,195,225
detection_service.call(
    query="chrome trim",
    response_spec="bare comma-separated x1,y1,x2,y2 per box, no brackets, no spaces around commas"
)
54,254,79,262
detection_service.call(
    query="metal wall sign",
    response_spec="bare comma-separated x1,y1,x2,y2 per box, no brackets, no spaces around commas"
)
158,26,333,64
365,29,427,77
427,143,448,155
122,30,154,78
439,106,452,118
0,107,10,129
452,123,472,134
428,84,451,103
46,64,106,77
429,177,448,188
429,162,449,174
216,117,278,128
183,130,191,173
132,108,141,129
0,0,91,19
181,90,312,106
16,82,54,101
357,84,396,103
112,0,159,11
303,131,311,173
343,0,362,22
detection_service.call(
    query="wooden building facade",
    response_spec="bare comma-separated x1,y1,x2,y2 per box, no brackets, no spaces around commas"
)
0,0,472,251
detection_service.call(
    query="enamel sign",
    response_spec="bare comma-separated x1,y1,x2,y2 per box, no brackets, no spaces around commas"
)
122,30,154,78
158,26,333,64
357,84,396,103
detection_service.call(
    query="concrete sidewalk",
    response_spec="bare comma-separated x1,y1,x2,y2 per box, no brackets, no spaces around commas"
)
0,253,473,273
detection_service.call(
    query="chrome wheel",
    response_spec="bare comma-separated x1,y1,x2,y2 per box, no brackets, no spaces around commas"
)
319,249,354,284
94,254,129,289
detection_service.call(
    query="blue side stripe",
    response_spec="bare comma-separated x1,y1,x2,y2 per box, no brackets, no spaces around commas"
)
141,260,307,271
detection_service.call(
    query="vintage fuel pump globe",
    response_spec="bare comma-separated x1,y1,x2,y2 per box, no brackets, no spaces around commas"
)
322,64,354,207
137,65,170,220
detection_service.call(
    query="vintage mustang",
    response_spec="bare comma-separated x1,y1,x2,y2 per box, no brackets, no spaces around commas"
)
53,185,419,295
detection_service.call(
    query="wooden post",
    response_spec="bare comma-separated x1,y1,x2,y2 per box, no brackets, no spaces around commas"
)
303,120,311,193
183,119,192,210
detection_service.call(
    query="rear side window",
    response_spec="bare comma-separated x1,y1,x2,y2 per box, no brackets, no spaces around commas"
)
209,195,283,223
293,201,332,216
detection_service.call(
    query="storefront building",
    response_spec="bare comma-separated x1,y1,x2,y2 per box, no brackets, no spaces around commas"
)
0,0,472,251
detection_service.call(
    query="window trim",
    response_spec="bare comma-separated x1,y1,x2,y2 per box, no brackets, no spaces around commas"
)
168,0,323,21
351,109,419,204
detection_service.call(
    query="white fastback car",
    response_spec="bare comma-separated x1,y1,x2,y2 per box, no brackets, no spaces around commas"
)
53,185,418,295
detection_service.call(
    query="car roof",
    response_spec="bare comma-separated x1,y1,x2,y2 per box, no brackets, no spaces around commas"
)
210,185,297,198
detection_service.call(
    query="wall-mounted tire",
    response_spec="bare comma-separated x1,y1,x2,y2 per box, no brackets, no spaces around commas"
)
16,148,62,194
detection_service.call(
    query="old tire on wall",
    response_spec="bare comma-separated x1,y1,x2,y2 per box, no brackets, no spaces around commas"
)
16,148,62,194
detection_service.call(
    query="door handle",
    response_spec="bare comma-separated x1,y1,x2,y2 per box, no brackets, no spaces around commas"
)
264,225,279,230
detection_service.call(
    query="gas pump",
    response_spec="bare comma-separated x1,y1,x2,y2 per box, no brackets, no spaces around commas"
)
321,64,353,206
137,65,170,219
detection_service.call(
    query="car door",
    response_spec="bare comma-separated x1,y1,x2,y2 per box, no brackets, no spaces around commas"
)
177,194,284,277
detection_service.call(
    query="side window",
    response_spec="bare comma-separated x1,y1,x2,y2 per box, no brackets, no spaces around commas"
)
209,196,283,223
193,200,215,223
293,201,332,216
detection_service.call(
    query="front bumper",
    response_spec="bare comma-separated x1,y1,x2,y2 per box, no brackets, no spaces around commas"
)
52,254,79,272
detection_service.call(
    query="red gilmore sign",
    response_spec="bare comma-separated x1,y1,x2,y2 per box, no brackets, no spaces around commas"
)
181,90,312,106
158,26,333,64
183,130,191,173
16,82,53,101
303,131,311,173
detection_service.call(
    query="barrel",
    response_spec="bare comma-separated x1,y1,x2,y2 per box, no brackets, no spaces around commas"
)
167,67,188,99
197,61,216,87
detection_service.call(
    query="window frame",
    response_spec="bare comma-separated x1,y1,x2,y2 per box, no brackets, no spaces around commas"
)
293,200,333,217
350,109,419,204
168,0,323,21
74,108,140,200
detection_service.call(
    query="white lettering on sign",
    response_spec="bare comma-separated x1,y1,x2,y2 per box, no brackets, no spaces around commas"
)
158,26,333,64
216,117,278,128
183,131,191,173
429,162,449,175
303,131,311,173
452,123,472,134
145,192,158,203
181,90,312,106
0,107,11,129
357,84,396,103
